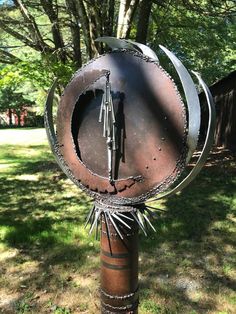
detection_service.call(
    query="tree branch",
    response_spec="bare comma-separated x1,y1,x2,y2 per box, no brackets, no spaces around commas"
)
0,20,39,49
39,0,66,58
0,49,20,62
65,0,82,67
13,0,51,52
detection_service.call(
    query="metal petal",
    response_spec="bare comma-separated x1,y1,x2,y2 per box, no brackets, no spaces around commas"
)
126,39,159,62
159,45,201,163
96,36,159,62
147,71,215,202
95,37,140,52
44,79,81,188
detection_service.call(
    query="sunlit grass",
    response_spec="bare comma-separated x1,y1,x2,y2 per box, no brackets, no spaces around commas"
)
0,128,236,313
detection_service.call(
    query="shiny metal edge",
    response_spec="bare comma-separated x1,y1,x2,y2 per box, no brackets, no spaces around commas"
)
96,36,159,61
147,72,216,202
44,79,82,188
159,45,201,163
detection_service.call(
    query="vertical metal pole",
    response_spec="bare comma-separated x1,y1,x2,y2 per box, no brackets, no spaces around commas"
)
100,211,139,313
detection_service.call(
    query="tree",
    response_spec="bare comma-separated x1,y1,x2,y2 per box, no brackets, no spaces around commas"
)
0,85,33,125
117,0,139,38
147,0,236,84
0,0,235,113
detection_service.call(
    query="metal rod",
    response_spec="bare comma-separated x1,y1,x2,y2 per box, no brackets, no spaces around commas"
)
104,212,112,255
108,212,123,240
143,213,156,232
85,205,95,228
131,212,147,236
112,212,131,230
116,212,134,222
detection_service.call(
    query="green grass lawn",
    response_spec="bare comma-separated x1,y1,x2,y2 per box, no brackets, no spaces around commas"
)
0,128,236,314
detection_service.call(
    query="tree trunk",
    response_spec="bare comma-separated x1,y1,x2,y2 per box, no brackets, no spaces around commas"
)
8,109,12,126
77,0,93,59
106,0,115,36
65,0,82,68
136,0,152,43
40,0,67,63
117,0,139,38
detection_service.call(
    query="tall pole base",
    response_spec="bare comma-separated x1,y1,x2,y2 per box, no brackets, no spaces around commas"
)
100,210,139,314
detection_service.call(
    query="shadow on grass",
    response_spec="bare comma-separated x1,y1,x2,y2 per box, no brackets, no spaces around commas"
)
1,143,236,313
139,154,236,313
0,154,98,311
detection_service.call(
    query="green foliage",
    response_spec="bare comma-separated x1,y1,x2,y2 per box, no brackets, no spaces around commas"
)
149,1,236,84
0,0,235,115
0,85,33,112
15,292,34,314
140,299,162,313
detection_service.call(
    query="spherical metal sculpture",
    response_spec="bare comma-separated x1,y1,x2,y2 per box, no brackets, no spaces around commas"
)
45,37,216,314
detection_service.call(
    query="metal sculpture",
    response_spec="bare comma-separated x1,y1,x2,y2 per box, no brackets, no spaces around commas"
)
45,36,216,314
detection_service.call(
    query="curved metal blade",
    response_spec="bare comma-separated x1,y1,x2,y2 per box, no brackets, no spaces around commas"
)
147,72,215,202
95,36,140,52
159,45,201,163
96,36,159,62
126,40,159,62
44,79,81,188
44,78,58,148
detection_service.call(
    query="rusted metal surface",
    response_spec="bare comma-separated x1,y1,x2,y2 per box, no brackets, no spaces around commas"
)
56,51,187,204
44,38,216,314
100,210,139,314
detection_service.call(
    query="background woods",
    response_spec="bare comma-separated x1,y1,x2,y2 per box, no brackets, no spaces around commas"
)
0,0,235,146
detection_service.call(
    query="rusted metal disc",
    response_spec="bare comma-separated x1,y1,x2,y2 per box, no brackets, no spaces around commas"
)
57,51,187,204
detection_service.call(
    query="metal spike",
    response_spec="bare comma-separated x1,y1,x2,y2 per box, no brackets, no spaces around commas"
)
112,213,131,229
108,212,123,240
142,212,149,231
143,213,156,232
137,211,145,228
146,205,166,213
104,212,112,255
95,214,100,240
116,212,134,222
89,208,101,234
85,205,95,228
138,211,149,232
145,207,160,218
131,212,147,236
